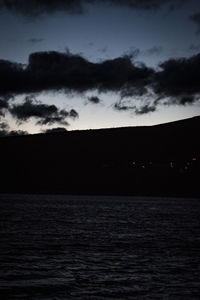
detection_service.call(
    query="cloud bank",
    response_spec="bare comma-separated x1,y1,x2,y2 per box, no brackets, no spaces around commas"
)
0,0,188,17
0,51,153,98
0,50,199,111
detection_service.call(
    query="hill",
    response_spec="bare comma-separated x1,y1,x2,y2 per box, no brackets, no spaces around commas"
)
0,116,199,197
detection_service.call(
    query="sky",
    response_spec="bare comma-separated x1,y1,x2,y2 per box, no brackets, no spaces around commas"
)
0,0,200,135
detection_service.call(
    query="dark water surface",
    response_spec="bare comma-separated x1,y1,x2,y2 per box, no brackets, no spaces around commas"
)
0,195,200,299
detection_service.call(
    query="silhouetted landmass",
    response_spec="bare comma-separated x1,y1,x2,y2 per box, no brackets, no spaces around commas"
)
0,116,199,197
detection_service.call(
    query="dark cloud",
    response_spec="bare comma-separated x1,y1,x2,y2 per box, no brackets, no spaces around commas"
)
27,38,44,44
135,104,156,114
0,0,84,16
0,95,12,116
0,98,9,116
97,56,153,96
113,101,135,111
0,99,8,109
9,95,78,126
164,95,197,106
0,121,9,130
43,127,68,134
0,0,187,17
127,46,163,59
1,50,200,115
0,130,9,136
0,121,28,137
126,48,141,60
190,12,200,34
87,96,101,104
0,50,154,97
146,46,163,56
113,100,156,114
179,96,196,105
0,59,27,96
69,109,79,118
154,53,200,105
36,116,69,126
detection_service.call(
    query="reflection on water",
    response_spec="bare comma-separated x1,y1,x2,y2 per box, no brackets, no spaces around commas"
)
0,195,200,299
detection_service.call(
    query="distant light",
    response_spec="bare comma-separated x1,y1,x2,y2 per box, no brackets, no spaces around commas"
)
192,157,197,161
170,162,174,168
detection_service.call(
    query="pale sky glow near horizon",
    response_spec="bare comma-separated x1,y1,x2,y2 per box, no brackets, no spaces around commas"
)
0,0,200,134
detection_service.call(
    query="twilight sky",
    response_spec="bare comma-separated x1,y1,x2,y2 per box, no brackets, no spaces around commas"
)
0,0,200,134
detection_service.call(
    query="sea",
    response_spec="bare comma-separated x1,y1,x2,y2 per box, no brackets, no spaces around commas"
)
0,194,200,299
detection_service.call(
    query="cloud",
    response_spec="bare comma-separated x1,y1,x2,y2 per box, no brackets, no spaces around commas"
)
0,121,9,136
179,96,196,105
0,121,9,130
154,53,200,105
87,96,101,104
190,12,200,34
0,0,187,17
43,127,68,134
1,50,200,115
0,98,9,116
0,121,28,136
36,116,69,126
113,101,135,111
146,46,163,56
9,95,79,126
113,100,156,114
0,99,9,109
0,95,13,116
0,50,154,97
0,0,84,17
127,46,163,59
135,104,156,114
126,48,141,60
0,59,26,96
69,109,79,118
27,38,44,44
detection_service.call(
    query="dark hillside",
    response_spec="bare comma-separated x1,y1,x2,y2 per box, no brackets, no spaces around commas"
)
1,116,199,197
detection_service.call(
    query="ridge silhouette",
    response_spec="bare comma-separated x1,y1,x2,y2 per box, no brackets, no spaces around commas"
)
1,116,199,197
